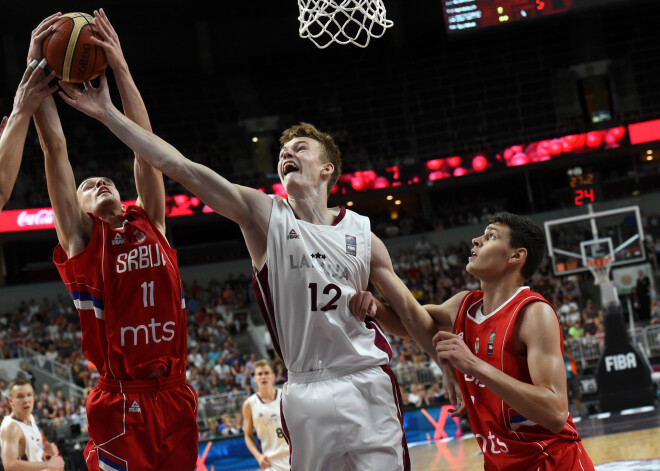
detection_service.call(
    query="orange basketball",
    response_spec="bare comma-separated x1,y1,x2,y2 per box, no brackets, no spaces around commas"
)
41,12,107,83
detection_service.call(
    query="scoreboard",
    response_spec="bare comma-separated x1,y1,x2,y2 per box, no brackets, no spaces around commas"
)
441,0,629,34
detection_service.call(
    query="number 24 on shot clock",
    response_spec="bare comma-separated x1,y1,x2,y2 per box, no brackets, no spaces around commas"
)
568,168,600,206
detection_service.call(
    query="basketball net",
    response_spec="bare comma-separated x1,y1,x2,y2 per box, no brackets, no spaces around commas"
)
298,0,394,49
586,256,619,307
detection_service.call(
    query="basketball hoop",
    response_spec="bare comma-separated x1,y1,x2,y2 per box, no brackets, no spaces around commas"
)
586,256,612,286
298,0,394,49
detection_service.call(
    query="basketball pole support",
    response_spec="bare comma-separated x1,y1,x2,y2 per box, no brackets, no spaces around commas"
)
594,275,655,412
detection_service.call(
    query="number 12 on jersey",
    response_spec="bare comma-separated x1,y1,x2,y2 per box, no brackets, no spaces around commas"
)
309,283,341,311
141,281,155,307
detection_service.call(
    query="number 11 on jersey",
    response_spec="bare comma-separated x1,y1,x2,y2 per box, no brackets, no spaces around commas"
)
141,281,155,307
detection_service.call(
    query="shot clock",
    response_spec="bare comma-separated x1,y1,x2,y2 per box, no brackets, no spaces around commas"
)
567,167,601,206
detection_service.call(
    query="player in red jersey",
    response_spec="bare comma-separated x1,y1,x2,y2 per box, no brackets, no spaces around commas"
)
0,13,59,213
351,213,595,470
32,10,197,471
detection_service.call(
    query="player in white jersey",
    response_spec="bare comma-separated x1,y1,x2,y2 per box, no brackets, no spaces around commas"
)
242,360,289,471
58,74,465,468
0,378,64,470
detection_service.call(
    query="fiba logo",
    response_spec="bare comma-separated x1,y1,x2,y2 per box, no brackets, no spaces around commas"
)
605,353,637,372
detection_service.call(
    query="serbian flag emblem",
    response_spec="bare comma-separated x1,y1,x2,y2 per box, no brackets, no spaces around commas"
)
97,449,127,471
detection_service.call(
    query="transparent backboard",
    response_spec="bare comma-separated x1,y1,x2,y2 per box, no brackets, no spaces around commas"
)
544,206,646,277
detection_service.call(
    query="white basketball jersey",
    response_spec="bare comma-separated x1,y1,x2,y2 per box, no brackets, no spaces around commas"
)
253,196,391,373
247,390,289,470
0,415,45,463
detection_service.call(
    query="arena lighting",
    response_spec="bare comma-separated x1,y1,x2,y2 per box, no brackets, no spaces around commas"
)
497,125,627,168
0,122,644,234
628,119,660,145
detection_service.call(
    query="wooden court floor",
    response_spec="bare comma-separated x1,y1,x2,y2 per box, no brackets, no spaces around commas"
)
408,407,660,470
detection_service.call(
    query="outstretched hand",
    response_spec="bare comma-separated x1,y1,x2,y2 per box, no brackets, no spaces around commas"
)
12,64,57,116
27,12,61,65
90,8,127,71
59,72,112,120
349,290,377,322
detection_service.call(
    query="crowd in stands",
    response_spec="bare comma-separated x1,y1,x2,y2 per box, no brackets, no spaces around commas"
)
0,214,659,439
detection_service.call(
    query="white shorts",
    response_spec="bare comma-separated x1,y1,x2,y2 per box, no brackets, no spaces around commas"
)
282,365,410,471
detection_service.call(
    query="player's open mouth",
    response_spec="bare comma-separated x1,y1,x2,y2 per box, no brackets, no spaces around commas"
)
469,250,477,260
282,161,300,176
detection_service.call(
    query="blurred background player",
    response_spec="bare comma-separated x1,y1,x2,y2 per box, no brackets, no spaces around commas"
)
32,10,197,470
242,360,290,471
0,377,65,470
0,13,59,213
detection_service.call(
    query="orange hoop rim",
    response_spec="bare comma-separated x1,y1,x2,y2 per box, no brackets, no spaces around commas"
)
585,256,612,269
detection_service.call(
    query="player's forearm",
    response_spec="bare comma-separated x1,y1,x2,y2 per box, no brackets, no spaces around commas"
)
385,294,438,357
243,434,262,459
33,96,66,152
373,299,413,339
0,112,31,206
4,458,58,470
113,64,152,132
470,360,568,433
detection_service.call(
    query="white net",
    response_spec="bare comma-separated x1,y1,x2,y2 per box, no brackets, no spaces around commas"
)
586,257,612,286
587,257,620,307
298,0,394,49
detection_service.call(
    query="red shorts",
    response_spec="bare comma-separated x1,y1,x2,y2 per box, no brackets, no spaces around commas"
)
83,373,198,471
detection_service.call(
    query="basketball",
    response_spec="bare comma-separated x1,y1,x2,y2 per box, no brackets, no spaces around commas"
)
41,12,107,83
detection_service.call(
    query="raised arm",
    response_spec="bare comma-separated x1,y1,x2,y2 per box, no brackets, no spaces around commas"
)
434,301,569,432
0,63,57,211
59,74,273,267
91,9,165,232
241,399,271,469
28,16,93,257
0,14,60,212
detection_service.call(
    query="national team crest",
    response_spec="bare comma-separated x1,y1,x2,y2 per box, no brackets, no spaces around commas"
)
133,229,146,243
474,337,480,354
488,331,495,356
345,235,357,256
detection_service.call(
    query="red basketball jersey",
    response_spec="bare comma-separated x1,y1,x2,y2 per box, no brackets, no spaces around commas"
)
54,206,187,380
453,287,591,470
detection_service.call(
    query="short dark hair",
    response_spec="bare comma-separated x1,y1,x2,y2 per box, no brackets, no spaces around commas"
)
489,212,546,280
8,377,33,396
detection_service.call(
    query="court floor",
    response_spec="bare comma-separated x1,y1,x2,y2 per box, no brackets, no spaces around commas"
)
408,406,660,470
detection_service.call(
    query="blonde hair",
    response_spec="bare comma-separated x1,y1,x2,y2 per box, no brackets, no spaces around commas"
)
253,359,271,370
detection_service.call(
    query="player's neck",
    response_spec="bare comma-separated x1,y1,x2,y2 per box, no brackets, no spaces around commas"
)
287,195,335,225
11,411,31,425
96,210,125,229
257,387,276,402
479,275,525,315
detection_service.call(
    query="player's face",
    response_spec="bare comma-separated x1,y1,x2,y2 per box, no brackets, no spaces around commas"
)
77,176,122,214
467,223,516,279
253,366,274,387
278,137,332,196
9,384,34,416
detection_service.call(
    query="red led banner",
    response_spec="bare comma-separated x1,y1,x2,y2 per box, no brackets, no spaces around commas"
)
0,196,214,233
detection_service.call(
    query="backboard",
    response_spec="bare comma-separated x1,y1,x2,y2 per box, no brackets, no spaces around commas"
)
544,206,646,277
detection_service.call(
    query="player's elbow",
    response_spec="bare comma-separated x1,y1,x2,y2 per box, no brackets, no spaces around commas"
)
546,405,569,434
